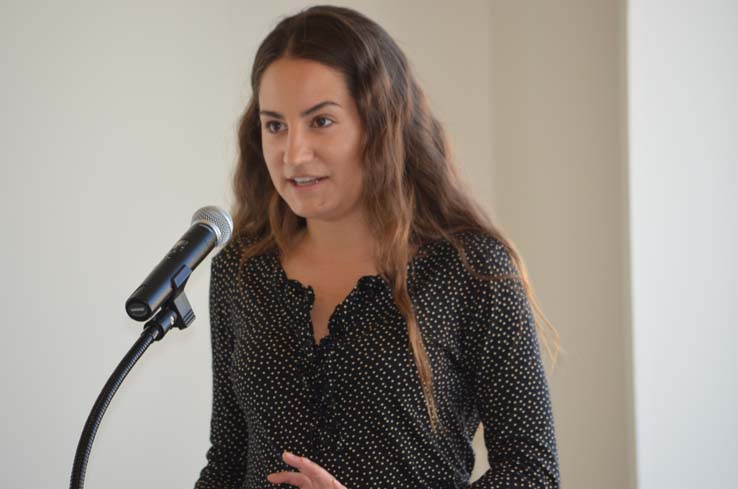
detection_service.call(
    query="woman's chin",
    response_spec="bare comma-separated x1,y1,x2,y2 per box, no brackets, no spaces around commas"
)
289,206,326,221
290,208,344,223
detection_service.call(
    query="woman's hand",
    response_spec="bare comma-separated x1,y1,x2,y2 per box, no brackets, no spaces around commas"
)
267,451,347,489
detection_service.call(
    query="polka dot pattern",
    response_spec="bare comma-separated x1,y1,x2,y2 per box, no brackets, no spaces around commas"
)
194,232,560,488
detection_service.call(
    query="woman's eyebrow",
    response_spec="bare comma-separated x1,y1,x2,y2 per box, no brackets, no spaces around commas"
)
259,100,341,120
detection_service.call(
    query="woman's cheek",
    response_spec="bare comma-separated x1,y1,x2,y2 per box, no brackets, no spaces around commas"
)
262,151,281,182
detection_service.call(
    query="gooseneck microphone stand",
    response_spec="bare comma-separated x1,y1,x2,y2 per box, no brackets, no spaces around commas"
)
69,280,195,489
69,205,232,489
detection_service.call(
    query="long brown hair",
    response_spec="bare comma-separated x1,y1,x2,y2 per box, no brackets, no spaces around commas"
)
231,5,560,431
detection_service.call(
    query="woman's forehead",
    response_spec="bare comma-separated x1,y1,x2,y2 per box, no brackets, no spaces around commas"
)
258,58,351,110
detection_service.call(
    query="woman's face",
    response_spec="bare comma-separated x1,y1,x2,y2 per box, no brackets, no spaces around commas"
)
258,57,365,223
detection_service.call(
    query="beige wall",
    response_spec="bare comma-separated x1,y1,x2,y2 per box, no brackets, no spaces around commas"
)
488,2,633,488
1,1,633,488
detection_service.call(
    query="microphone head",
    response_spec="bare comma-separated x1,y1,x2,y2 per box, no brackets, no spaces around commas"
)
191,206,233,246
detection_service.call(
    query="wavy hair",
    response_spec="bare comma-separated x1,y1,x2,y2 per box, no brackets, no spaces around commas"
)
231,5,560,431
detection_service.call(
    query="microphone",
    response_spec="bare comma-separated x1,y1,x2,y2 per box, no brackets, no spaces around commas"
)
125,206,233,322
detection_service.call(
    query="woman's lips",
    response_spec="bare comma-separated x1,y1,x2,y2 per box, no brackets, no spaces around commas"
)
289,177,328,191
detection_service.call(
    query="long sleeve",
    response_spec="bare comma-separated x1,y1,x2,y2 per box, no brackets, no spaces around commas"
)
194,252,249,488
464,240,560,488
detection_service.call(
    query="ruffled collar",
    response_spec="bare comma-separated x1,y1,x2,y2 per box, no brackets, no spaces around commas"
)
264,248,390,306
249,239,449,354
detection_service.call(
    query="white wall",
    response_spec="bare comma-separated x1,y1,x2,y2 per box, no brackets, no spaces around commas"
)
628,2,738,488
0,1,496,487
1,3,249,487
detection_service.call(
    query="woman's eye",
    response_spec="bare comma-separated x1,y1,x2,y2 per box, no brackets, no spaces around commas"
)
264,121,285,133
313,116,334,128
263,117,333,134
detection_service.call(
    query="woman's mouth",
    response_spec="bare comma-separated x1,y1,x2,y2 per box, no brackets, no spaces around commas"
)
289,176,328,189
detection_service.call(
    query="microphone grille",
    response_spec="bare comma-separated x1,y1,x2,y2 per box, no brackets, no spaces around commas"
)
191,206,234,246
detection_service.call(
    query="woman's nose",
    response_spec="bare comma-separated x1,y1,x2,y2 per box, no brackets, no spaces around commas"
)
284,128,314,166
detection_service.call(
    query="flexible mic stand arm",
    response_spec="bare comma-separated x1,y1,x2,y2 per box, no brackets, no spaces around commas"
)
69,274,195,489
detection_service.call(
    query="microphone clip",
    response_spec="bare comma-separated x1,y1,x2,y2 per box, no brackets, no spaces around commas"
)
142,264,195,341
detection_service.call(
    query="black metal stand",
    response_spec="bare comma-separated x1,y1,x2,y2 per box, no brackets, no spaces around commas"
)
69,291,195,489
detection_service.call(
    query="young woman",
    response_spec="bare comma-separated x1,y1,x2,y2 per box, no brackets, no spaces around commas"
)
195,5,561,489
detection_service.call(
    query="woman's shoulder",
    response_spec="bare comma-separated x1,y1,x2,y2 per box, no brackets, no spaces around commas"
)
211,233,260,274
450,230,519,279
412,230,518,287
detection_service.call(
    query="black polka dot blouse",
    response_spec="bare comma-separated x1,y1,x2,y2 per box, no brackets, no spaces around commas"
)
194,231,560,489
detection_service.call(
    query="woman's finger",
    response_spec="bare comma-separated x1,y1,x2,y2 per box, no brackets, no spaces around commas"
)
281,451,330,482
281,451,348,488
266,470,310,487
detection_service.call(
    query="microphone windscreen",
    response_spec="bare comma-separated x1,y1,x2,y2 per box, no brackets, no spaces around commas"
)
191,206,233,247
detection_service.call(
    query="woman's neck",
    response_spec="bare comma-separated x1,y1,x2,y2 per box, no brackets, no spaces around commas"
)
299,216,376,265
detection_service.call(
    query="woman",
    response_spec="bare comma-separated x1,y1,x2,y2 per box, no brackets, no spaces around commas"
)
195,5,561,489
